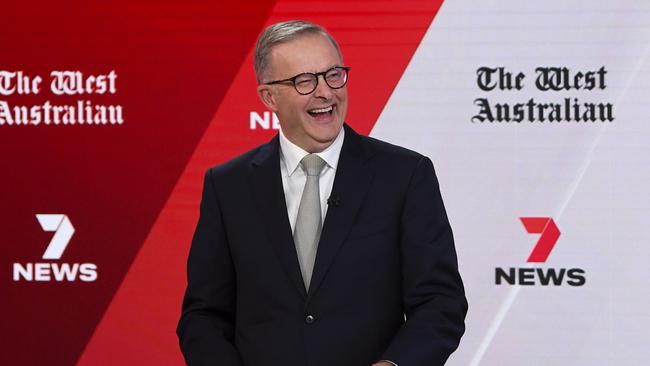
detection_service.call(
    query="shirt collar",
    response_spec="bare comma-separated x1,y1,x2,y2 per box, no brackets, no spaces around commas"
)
279,126,345,177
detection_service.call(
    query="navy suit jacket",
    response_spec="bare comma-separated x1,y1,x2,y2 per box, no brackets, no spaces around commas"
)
177,124,467,366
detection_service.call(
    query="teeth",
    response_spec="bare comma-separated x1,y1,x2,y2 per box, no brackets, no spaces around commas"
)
309,106,333,114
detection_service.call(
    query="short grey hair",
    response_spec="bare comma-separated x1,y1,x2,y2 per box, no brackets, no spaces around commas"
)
254,20,342,83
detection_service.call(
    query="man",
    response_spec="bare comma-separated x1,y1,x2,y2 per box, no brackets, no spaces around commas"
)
177,20,467,366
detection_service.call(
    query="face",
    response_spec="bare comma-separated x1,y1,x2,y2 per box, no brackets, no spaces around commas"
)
257,33,348,153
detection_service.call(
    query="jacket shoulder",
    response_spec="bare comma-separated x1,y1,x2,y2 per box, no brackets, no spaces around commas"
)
205,143,268,179
359,134,427,164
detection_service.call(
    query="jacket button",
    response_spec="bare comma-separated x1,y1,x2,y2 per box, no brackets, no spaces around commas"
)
305,315,315,324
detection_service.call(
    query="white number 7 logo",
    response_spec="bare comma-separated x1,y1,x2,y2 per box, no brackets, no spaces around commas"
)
36,214,75,260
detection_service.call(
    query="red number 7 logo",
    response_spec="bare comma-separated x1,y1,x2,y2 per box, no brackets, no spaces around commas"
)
520,217,561,263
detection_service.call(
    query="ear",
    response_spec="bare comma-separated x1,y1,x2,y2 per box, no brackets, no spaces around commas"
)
257,84,279,112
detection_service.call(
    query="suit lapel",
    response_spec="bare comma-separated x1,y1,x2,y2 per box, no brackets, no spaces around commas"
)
248,136,307,298
308,125,374,299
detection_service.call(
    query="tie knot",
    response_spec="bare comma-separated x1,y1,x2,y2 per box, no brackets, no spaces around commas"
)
300,154,326,176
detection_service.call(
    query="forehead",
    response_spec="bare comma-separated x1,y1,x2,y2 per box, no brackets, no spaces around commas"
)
268,33,342,77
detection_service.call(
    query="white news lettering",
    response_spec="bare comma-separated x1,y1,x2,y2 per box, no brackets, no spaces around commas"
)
0,100,124,126
12,214,98,283
13,262,98,282
0,71,42,96
250,111,280,130
50,70,117,95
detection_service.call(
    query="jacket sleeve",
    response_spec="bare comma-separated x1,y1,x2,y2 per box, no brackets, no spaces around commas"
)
176,169,243,366
381,156,468,366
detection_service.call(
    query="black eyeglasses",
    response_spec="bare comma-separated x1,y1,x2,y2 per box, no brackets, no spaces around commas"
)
264,66,350,95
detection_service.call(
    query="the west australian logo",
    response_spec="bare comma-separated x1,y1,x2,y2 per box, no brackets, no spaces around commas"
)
13,214,97,282
495,217,585,286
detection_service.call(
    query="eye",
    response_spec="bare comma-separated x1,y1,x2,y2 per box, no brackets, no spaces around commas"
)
326,69,343,81
295,75,314,85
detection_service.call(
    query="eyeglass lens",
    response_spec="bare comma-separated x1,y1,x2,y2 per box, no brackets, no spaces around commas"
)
295,68,348,94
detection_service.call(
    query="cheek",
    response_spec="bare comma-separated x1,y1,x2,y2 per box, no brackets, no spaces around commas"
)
336,93,348,113
278,98,307,118
290,97,311,115
335,89,348,104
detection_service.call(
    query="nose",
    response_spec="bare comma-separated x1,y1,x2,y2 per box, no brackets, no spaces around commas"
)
312,74,334,99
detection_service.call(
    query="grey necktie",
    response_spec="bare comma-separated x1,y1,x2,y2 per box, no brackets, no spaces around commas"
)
294,154,327,290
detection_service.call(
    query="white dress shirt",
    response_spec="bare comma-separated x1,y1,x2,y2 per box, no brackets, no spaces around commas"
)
279,127,345,232
278,127,399,366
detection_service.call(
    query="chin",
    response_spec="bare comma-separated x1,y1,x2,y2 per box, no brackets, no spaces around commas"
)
311,123,342,141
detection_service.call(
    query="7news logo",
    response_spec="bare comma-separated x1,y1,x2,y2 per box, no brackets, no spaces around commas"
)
13,214,97,282
495,217,585,286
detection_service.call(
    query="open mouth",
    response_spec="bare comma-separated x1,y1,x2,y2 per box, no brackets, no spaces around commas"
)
307,105,334,117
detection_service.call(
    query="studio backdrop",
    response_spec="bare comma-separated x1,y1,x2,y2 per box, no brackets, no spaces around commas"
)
2,0,649,365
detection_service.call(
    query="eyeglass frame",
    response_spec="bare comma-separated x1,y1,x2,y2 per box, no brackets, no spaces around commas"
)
262,66,350,95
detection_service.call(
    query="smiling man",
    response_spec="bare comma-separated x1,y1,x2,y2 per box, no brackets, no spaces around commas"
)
177,20,467,366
